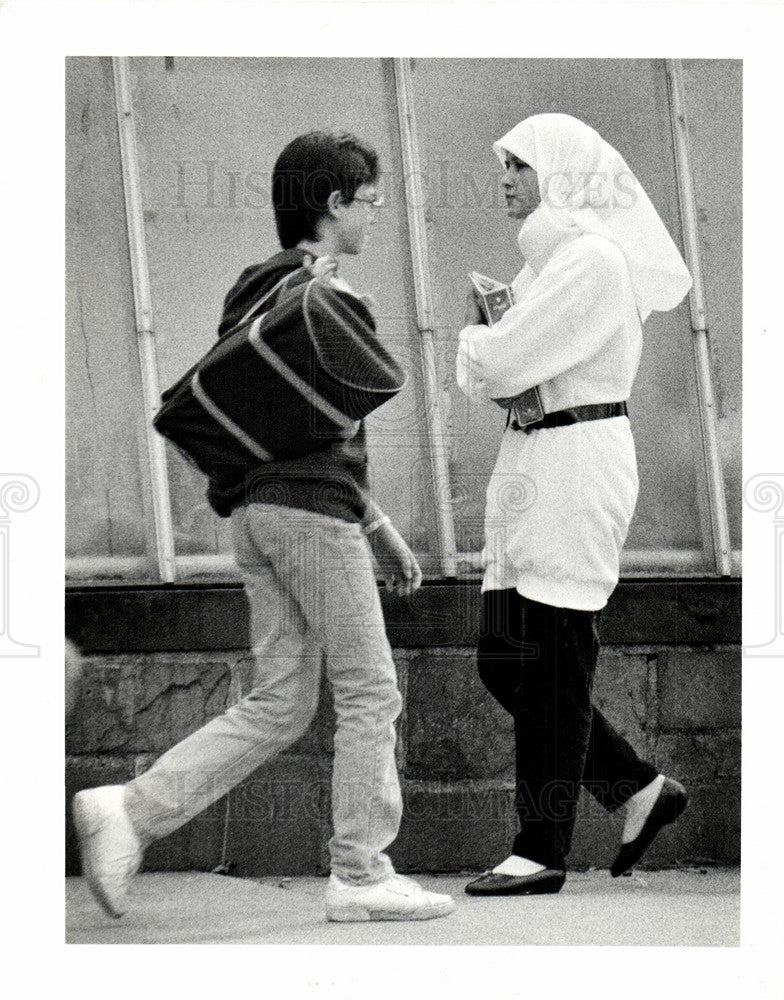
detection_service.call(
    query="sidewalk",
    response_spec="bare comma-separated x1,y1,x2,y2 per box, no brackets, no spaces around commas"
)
66,868,739,946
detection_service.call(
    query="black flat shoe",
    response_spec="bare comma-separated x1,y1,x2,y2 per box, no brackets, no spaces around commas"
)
465,868,566,896
610,777,688,877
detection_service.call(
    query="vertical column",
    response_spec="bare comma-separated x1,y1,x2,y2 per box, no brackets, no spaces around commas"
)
666,59,733,576
0,474,40,656
112,56,177,583
392,58,458,578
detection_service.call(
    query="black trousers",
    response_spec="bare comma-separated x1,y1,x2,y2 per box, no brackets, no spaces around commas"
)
478,588,658,870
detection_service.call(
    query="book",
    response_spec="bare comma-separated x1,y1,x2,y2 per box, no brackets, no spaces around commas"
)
468,271,514,326
467,271,544,428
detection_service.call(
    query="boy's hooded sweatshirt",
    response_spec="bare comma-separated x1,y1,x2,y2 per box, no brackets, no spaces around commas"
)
206,247,380,526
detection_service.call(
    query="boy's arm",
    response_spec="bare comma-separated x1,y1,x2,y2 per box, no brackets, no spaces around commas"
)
365,515,423,597
357,492,422,596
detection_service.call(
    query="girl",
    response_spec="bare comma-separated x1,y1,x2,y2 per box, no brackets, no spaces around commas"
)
457,114,691,895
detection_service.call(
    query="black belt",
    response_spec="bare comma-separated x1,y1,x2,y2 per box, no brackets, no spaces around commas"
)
510,401,628,433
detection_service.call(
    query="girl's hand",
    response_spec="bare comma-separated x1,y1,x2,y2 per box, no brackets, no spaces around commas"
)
456,326,488,398
465,290,485,326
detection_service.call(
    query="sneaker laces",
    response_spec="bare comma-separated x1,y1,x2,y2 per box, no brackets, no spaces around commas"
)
388,873,425,895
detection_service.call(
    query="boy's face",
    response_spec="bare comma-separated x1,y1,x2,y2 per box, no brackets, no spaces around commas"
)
333,183,381,255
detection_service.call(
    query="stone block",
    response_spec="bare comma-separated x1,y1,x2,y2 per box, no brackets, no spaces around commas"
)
655,731,741,783
65,659,134,754
389,781,516,873
404,651,514,780
186,755,326,877
67,580,741,652
133,657,232,751
569,777,741,871
592,648,652,753
637,782,741,866
561,776,741,871
405,648,653,782
65,655,232,754
382,584,480,647
659,648,741,730
64,637,744,877
568,790,624,870
138,826,194,873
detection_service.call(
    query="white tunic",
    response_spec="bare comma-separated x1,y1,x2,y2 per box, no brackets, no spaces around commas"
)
457,209,644,611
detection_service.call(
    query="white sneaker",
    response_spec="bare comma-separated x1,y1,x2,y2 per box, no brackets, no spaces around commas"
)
72,785,143,918
325,872,456,922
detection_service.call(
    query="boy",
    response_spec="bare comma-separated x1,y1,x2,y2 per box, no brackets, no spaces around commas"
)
73,131,455,923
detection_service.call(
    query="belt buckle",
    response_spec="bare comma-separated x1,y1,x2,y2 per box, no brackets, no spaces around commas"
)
510,394,544,430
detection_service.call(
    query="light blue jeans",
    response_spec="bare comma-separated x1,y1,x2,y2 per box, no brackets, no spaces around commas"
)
124,503,403,884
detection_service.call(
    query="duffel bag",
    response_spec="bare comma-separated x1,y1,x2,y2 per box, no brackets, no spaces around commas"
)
153,265,407,482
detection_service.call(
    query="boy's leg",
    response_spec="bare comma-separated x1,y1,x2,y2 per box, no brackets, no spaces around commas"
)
74,506,322,917
321,533,402,886
123,558,322,842
239,504,454,920
246,504,403,885
123,506,322,840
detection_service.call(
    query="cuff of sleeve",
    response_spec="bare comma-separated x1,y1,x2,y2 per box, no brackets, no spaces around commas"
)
359,495,385,529
459,324,487,345
463,324,487,362
362,515,391,536
457,326,489,398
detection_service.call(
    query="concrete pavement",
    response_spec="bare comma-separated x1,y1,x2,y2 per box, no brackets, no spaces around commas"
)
66,867,739,946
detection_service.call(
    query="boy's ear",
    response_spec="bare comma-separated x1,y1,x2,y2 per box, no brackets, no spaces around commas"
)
326,190,344,218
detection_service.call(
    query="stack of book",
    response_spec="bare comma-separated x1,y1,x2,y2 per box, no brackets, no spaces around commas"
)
468,271,544,427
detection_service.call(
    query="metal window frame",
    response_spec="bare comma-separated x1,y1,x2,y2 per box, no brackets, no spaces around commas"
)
111,56,177,583
67,57,739,583
665,58,734,576
392,58,459,578
388,57,736,579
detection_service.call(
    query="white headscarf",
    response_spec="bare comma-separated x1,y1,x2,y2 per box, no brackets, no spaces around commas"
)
493,113,692,322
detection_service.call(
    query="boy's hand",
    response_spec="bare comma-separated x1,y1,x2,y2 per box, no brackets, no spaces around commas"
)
369,520,423,596
311,255,339,283
465,290,485,326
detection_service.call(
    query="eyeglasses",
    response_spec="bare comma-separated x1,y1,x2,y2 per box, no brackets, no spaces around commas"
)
352,194,384,210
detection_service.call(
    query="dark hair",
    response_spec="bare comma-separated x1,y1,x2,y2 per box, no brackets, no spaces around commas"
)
272,131,379,249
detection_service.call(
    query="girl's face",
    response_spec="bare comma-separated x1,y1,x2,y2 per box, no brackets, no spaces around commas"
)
502,153,541,222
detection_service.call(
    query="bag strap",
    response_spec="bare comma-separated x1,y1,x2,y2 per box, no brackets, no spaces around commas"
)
225,267,305,338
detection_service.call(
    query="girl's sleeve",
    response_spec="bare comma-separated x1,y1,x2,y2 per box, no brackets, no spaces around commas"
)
456,324,491,398
459,238,629,400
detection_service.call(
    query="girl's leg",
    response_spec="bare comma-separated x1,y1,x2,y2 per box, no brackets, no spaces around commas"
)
510,599,597,870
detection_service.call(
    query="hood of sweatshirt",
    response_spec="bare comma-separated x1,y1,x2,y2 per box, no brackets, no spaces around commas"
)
217,247,309,338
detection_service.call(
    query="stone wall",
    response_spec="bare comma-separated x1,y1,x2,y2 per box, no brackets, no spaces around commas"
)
65,641,740,876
